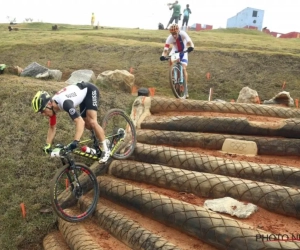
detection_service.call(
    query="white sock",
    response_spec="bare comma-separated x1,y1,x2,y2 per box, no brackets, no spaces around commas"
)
101,141,108,151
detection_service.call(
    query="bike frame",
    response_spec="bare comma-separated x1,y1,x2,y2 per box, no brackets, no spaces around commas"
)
73,131,125,160
166,51,188,99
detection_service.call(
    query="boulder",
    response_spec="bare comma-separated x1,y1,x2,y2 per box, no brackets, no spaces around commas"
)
20,62,62,81
263,91,294,107
36,70,62,81
96,70,134,93
65,69,96,85
20,62,48,77
236,86,260,104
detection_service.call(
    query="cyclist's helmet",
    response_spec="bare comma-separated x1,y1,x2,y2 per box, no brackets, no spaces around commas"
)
32,91,52,113
169,24,179,33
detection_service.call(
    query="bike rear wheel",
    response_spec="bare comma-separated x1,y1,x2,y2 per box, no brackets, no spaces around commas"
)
50,163,99,223
101,108,136,160
169,63,187,99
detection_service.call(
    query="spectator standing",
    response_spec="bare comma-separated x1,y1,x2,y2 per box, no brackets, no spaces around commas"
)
182,4,192,29
91,13,95,27
166,1,181,29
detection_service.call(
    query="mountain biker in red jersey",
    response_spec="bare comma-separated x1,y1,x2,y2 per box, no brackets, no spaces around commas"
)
31,81,110,163
160,23,194,98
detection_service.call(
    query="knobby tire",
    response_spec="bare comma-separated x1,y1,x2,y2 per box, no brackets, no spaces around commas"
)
50,162,99,223
169,63,187,99
101,108,137,160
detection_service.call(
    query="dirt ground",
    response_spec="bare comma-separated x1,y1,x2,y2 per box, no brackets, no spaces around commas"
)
76,110,300,250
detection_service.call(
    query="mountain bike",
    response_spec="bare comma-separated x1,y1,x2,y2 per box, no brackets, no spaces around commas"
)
49,108,136,223
164,51,188,99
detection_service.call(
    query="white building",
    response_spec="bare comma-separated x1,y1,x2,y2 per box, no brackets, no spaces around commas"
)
227,7,264,31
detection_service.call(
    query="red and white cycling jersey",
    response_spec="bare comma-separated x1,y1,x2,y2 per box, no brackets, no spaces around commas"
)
164,30,194,53
52,84,87,111
49,82,100,125
163,30,194,65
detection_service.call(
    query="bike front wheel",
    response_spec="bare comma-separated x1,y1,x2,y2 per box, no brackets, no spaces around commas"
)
101,108,137,160
169,63,187,99
50,163,99,223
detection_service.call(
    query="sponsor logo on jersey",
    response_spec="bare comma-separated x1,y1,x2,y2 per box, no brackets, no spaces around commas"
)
92,90,97,107
65,92,77,98
69,108,76,115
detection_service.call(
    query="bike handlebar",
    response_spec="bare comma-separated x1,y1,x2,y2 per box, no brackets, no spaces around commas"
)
50,144,72,158
164,50,188,60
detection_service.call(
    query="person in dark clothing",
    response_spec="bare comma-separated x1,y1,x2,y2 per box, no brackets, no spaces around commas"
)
158,23,164,30
166,1,181,29
182,4,192,28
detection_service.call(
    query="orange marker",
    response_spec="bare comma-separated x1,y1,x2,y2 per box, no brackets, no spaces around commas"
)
131,85,137,94
206,72,211,80
148,87,156,96
20,203,26,218
295,99,299,108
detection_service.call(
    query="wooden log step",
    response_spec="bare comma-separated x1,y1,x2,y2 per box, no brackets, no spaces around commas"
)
136,129,300,156
132,143,300,189
79,196,182,250
97,175,300,250
108,160,300,219
141,115,300,138
150,97,300,118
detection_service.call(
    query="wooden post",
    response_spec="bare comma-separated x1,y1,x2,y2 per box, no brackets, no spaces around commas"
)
282,81,286,90
208,88,213,101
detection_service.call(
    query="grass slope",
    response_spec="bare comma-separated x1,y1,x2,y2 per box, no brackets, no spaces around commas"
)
1,22,300,100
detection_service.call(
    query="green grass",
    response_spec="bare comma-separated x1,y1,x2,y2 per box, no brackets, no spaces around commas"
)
0,22,300,249
2,22,300,101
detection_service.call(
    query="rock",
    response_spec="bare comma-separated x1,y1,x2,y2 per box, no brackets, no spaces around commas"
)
204,197,258,218
236,86,260,104
96,69,134,93
20,62,48,77
36,69,62,81
65,69,96,85
20,62,62,81
263,91,294,107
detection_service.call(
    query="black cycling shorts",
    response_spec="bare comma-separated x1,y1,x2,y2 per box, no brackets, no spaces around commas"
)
77,82,100,117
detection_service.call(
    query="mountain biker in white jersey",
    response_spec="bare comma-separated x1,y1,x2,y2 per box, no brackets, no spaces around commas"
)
160,23,194,98
31,81,110,163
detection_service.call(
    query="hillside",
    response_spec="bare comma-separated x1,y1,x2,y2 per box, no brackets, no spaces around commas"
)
1,23,300,249
1,22,300,100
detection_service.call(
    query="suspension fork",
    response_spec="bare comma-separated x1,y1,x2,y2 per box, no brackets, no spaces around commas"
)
178,63,184,83
173,63,184,84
